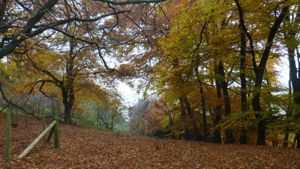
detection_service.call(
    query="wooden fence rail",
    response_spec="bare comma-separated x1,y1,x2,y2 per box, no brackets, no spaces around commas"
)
18,120,58,159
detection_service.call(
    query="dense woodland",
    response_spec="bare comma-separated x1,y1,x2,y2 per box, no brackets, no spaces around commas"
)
129,0,300,148
0,0,300,167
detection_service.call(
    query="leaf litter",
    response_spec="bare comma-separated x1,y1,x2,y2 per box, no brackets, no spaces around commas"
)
0,115,299,169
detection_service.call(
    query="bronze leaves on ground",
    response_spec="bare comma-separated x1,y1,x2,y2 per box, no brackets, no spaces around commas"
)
0,116,299,169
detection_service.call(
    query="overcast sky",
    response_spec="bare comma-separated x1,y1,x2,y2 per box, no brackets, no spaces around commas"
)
277,57,289,87
117,82,141,107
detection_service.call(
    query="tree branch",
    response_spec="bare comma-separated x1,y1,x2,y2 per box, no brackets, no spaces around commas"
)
93,0,166,5
0,0,59,58
0,81,38,118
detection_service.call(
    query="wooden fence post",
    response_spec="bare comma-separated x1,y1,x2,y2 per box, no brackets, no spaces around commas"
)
5,105,12,160
53,98,60,149
54,117,60,149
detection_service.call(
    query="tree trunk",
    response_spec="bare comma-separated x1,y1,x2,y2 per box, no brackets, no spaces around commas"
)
61,40,76,124
283,80,293,148
200,86,208,141
179,97,190,139
62,87,74,124
236,3,248,144
214,62,222,144
289,48,300,148
218,61,234,144
296,134,300,148
63,100,72,124
234,0,289,145
253,88,266,145
183,96,200,140
239,54,248,144
195,66,208,141
285,7,300,147
253,6,289,145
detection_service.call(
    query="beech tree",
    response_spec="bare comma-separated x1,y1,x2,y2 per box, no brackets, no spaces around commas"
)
1,0,299,151
233,0,291,145
283,3,300,148
1,0,166,124
126,0,300,147
0,0,165,58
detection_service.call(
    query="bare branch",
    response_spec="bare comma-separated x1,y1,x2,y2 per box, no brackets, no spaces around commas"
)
93,0,166,5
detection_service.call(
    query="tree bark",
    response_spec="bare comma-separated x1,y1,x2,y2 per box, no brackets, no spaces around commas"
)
214,62,222,144
235,0,248,144
61,39,76,124
179,97,190,139
253,6,289,145
218,61,234,144
239,37,248,144
61,80,75,124
234,0,289,145
288,49,300,148
285,7,300,148
200,86,208,141
289,48,300,147
183,96,200,140
195,66,208,141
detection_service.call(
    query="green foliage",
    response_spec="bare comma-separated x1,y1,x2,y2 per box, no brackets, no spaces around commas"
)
73,102,128,131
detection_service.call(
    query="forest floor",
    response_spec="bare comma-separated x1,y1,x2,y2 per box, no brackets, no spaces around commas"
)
0,114,299,169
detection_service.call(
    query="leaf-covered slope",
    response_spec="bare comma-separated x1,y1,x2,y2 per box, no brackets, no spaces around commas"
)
0,115,299,169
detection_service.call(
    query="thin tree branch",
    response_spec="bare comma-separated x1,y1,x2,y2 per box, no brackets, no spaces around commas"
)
93,0,166,5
